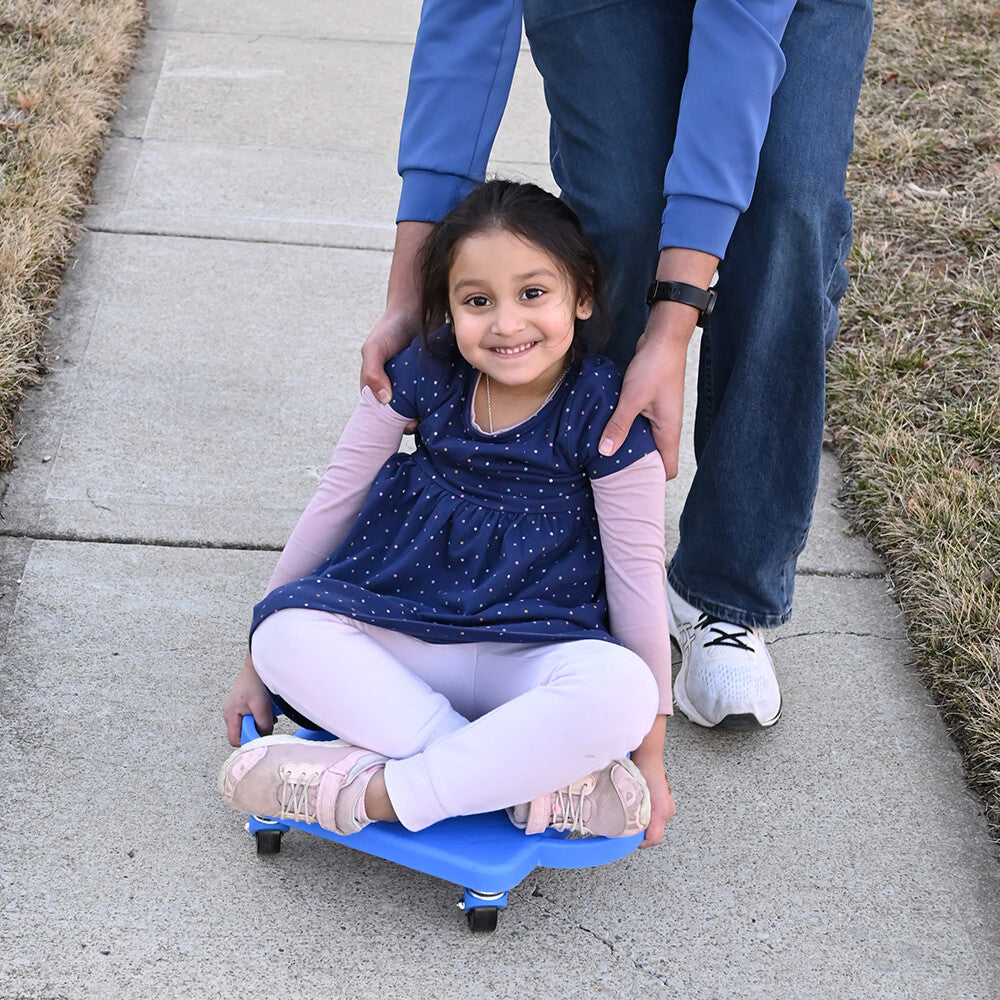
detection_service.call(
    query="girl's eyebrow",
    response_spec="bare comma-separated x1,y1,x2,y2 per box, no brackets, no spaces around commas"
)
452,269,556,292
515,269,557,282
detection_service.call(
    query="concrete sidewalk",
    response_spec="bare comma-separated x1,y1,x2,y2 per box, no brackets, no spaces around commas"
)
1,2,997,996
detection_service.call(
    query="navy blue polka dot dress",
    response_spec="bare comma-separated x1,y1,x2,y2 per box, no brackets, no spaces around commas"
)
252,333,656,646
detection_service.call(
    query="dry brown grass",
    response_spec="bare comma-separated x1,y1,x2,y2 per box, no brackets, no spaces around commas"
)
829,0,1000,838
0,0,145,465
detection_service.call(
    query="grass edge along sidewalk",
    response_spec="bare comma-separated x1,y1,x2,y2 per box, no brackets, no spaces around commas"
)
828,0,1000,842
0,0,146,467
2,1,999,843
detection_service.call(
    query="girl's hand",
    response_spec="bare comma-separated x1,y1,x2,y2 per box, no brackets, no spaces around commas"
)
634,759,675,849
223,652,274,747
630,713,675,847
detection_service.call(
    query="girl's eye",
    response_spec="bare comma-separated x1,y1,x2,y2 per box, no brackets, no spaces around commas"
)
521,286,545,301
465,294,491,308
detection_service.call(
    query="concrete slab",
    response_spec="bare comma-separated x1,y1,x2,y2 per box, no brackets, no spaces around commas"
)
86,140,554,251
136,32,544,159
87,137,404,250
2,232,388,547
155,0,422,42
799,447,883,576
92,17,548,246
1,541,996,998
141,33,412,153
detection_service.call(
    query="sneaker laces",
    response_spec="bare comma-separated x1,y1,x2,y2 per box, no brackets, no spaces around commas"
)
695,613,754,652
549,776,596,834
277,764,321,823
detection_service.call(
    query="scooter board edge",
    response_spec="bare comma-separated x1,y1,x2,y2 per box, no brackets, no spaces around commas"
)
239,713,642,894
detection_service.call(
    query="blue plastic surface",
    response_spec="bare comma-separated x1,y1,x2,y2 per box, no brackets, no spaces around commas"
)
239,713,642,895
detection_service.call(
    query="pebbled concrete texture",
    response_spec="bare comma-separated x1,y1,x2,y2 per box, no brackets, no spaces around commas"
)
0,1,997,997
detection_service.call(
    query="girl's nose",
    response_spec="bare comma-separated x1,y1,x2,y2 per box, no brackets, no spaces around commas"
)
491,301,524,336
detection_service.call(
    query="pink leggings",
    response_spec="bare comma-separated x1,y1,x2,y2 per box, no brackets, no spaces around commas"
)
250,609,658,831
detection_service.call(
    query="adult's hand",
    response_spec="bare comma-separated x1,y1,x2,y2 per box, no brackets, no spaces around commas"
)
598,247,719,480
360,308,424,404
360,220,435,403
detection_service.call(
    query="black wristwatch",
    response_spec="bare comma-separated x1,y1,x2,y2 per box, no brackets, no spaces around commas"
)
645,280,717,327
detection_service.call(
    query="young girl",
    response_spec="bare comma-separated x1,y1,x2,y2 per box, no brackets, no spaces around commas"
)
221,181,675,847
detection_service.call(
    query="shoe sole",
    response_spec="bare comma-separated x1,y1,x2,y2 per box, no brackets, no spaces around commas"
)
675,701,782,731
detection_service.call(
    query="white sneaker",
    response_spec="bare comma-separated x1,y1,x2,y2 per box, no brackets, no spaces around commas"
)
667,583,781,730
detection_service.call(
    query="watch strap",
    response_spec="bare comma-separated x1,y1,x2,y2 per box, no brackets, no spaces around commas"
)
645,280,717,326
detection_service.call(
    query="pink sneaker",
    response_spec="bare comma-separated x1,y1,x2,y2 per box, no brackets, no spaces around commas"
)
508,758,651,838
219,735,387,835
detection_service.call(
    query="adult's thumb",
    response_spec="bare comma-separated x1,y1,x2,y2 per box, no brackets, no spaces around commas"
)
360,360,392,404
598,403,640,456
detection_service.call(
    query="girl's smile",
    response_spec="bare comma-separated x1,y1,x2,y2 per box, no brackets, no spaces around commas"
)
448,228,592,428
490,342,537,356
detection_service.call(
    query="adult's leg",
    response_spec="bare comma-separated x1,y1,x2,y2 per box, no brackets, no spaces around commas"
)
523,0,689,371
670,0,874,627
526,0,872,627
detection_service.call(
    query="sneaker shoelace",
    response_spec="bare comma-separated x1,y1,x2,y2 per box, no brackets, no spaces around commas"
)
695,613,754,652
278,765,321,823
549,777,595,834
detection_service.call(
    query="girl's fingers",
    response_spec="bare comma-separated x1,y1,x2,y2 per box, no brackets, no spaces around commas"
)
639,772,676,848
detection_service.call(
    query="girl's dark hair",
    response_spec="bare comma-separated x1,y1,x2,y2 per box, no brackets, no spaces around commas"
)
419,180,608,367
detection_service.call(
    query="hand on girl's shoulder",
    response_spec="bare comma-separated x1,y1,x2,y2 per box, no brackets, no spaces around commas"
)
381,325,460,421
569,354,658,478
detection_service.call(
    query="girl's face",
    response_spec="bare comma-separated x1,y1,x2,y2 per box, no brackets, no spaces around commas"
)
447,228,592,394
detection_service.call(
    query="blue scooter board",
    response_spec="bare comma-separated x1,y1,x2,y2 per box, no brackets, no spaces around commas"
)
239,713,642,932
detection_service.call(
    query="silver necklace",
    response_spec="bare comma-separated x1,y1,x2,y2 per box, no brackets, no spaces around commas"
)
484,370,565,434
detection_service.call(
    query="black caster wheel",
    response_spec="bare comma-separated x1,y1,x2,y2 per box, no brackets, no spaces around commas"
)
466,906,499,933
255,829,282,855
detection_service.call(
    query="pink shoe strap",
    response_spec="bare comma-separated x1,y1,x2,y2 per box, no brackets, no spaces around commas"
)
524,793,554,835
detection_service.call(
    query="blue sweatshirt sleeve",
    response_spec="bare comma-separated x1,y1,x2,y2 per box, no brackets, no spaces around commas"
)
659,0,795,257
396,0,796,260
396,0,524,223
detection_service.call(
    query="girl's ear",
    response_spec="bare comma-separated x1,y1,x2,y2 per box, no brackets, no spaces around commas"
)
576,295,594,321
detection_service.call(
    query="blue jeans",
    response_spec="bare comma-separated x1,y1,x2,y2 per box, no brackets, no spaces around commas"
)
523,0,873,628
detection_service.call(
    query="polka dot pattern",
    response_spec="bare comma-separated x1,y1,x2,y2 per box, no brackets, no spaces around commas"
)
253,332,657,646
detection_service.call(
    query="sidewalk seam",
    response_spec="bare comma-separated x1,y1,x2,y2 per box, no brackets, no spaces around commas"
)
82,224,392,254
0,529,281,552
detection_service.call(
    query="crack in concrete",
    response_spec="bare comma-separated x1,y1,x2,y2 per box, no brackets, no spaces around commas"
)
796,567,886,580
531,889,674,987
152,25,415,49
770,629,906,644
